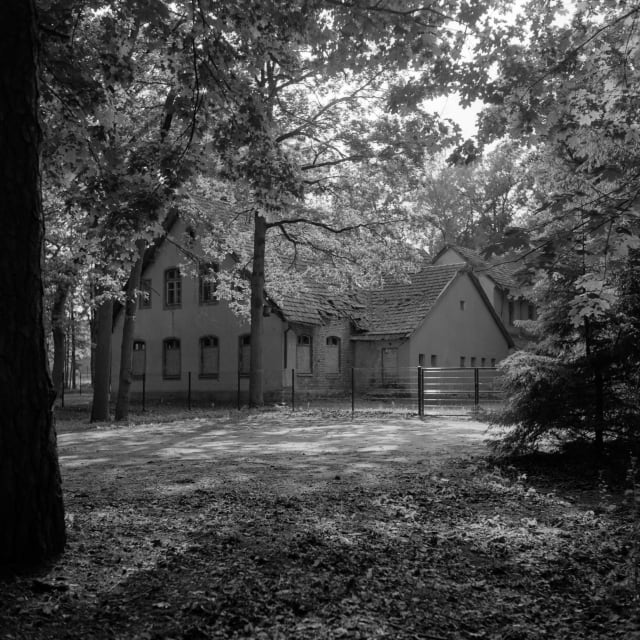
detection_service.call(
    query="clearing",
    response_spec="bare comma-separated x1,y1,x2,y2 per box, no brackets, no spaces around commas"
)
1,410,638,639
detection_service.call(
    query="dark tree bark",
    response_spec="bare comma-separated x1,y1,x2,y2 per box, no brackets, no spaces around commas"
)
115,240,146,421
249,213,267,406
90,297,113,422
51,282,70,400
0,0,66,566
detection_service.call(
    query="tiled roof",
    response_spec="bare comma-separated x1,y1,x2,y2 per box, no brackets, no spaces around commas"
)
274,283,361,325
356,264,463,337
438,245,519,290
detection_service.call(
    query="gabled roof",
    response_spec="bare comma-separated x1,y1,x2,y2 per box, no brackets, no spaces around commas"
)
432,244,519,290
356,264,462,337
353,263,514,347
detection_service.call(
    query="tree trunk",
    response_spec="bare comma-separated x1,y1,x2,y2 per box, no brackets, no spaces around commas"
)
594,367,604,454
90,297,113,422
249,213,267,406
115,240,146,421
51,282,70,402
0,0,66,566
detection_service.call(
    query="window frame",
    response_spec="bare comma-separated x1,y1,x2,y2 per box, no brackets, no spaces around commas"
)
164,267,182,308
162,337,181,379
296,333,313,374
132,340,146,379
199,335,220,379
325,335,341,375
198,262,219,305
239,334,251,376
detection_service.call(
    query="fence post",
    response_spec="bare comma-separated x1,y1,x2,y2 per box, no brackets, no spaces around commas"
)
142,372,146,412
474,367,480,409
188,371,192,410
291,369,295,411
237,369,241,410
351,367,355,418
418,366,423,418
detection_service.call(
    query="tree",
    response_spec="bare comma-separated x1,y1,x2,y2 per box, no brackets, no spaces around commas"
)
0,0,65,565
456,1,640,449
39,0,191,420
173,0,492,405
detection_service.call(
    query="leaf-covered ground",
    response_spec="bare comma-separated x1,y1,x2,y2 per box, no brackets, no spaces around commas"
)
1,411,639,639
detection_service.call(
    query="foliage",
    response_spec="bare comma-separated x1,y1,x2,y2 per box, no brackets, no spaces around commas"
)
492,250,640,452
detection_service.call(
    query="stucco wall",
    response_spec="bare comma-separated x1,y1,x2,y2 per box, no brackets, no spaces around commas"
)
111,228,285,403
409,273,511,367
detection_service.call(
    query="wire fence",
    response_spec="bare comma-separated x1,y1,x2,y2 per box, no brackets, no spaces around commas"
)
58,367,505,417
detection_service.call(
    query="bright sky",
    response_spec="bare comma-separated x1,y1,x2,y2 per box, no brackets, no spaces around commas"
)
427,93,483,139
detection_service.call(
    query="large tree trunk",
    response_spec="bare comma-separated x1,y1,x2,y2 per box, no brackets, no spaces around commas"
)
51,282,70,401
0,0,66,566
249,213,267,406
115,240,146,421
90,297,113,422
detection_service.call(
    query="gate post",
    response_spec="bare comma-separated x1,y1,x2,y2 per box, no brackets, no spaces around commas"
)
474,367,480,409
142,372,146,413
351,367,355,418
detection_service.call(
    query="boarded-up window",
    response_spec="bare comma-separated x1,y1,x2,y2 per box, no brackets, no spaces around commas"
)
200,336,219,377
297,334,312,373
382,347,398,383
132,340,146,378
163,338,181,379
239,334,251,376
326,336,340,374
165,268,181,307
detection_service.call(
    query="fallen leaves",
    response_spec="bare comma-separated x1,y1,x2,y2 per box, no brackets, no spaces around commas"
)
1,424,640,639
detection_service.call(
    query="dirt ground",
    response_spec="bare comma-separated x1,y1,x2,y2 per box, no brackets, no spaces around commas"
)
1,410,639,639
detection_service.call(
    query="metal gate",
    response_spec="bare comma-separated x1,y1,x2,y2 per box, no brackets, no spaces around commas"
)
417,367,504,416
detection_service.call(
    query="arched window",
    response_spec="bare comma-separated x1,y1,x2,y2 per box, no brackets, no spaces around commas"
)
164,268,182,307
163,338,181,379
200,336,219,378
132,340,146,378
296,334,312,373
239,334,251,376
325,336,340,374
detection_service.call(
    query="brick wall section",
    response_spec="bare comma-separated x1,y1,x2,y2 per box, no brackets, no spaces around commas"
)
289,319,353,396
